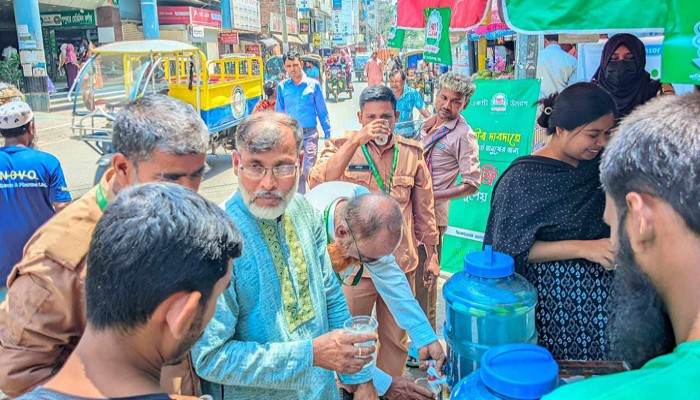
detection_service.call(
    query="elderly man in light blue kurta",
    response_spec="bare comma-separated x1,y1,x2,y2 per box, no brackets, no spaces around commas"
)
192,112,386,400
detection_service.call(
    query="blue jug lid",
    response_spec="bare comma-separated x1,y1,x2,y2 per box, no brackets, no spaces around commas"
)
480,344,559,399
463,245,514,278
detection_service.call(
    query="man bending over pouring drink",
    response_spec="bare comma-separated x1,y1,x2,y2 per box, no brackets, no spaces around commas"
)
306,182,446,398
308,86,441,378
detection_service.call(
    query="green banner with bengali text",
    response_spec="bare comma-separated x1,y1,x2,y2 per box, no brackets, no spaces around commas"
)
441,79,540,273
424,8,452,65
501,0,667,33
661,0,700,84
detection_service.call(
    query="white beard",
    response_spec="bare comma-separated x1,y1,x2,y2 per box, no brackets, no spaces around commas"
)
240,177,299,220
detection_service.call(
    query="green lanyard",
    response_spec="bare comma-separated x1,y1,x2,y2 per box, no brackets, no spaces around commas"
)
360,141,399,195
324,200,363,287
95,183,108,212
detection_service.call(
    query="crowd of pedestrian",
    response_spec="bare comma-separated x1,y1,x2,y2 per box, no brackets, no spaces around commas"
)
1,32,699,400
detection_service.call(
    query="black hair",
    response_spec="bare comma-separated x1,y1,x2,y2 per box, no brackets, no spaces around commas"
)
0,120,32,138
537,82,619,135
263,81,277,98
85,183,243,333
503,41,515,52
390,68,406,81
283,51,300,61
544,34,559,42
359,85,397,112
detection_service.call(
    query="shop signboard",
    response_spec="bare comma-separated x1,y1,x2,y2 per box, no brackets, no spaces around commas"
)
288,17,299,34
270,13,299,34
333,0,343,10
298,0,312,11
270,13,283,33
190,7,222,28
40,10,96,28
441,79,540,273
300,19,311,33
219,31,239,45
158,6,221,28
232,0,261,32
423,8,452,65
313,33,322,47
191,26,205,38
245,44,261,56
157,6,191,24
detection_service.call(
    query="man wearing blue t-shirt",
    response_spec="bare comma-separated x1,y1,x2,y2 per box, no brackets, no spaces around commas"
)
0,101,71,300
389,69,431,138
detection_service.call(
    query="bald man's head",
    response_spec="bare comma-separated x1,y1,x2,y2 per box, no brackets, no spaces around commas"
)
345,193,403,255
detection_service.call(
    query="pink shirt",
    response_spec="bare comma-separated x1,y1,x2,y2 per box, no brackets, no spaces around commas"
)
365,58,384,86
421,115,481,227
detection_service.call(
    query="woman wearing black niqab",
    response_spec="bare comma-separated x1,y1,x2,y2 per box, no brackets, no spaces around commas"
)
592,33,662,117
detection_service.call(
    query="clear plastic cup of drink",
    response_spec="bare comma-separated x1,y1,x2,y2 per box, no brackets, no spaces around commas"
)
344,315,379,371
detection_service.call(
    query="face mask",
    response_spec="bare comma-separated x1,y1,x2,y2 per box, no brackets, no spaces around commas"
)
604,60,638,87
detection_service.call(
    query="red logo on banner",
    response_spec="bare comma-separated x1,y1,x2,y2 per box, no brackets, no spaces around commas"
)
481,164,500,186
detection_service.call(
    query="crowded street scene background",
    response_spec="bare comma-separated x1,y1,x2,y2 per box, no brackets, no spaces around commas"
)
1,0,700,399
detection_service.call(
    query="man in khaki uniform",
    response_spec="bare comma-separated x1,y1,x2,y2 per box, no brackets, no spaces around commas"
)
0,95,209,398
308,85,440,377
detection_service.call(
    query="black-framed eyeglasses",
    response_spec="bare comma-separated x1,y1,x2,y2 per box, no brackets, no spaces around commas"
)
239,164,298,179
344,217,380,265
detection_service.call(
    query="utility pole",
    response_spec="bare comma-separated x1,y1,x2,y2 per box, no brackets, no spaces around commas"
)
280,0,289,53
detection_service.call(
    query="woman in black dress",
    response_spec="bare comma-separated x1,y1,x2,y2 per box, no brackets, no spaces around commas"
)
484,83,618,360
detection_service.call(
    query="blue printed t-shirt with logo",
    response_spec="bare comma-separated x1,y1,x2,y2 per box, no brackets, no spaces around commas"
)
0,146,71,281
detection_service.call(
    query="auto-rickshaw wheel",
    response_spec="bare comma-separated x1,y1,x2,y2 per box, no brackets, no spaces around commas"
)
222,127,236,151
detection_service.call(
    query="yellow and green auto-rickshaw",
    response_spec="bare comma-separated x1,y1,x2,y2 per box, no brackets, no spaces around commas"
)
68,40,263,183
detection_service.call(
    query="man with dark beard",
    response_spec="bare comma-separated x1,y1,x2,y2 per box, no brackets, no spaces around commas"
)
16,183,243,400
544,93,700,399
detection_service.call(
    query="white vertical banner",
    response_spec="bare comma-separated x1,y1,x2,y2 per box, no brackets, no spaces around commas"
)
332,10,344,44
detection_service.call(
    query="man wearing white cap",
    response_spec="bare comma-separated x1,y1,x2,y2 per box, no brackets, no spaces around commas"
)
306,181,446,399
0,101,71,301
